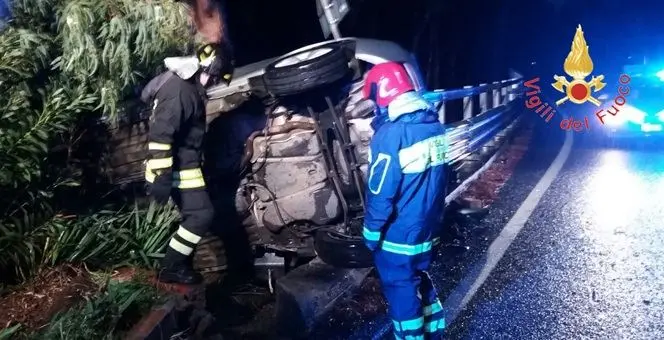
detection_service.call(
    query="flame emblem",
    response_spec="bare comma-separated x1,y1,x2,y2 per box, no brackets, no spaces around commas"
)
552,25,605,106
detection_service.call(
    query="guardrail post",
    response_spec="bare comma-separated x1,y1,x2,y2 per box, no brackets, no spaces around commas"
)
479,83,488,113
492,81,501,108
438,100,446,124
463,85,473,119
501,85,507,105
509,83,519,101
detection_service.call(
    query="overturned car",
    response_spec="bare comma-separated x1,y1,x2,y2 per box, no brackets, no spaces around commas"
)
108,38,448,275
204,38,439,269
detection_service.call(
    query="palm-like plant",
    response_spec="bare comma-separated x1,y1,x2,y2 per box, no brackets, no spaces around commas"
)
40,202,180,270
0,0,191,282
57,0,191,115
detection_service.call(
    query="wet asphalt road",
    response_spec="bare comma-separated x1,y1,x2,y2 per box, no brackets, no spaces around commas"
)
319,113,664,340
445,121,664,339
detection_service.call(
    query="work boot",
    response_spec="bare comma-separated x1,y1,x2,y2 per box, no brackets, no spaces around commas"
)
158,265,203,285
158,246,203,284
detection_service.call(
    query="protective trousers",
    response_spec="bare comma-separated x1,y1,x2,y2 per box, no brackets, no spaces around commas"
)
162,188,215,268
374,250,445,340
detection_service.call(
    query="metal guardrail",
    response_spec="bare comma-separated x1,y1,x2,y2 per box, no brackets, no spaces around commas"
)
434,77,522,163
433,77,524,204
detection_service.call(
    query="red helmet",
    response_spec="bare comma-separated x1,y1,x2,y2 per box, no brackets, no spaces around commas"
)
362,62,415,108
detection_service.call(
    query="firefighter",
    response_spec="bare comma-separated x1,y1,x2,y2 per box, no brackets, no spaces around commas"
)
362,62,447,339
141,42,234,284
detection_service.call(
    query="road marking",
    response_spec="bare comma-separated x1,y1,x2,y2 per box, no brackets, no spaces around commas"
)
442,129,574,324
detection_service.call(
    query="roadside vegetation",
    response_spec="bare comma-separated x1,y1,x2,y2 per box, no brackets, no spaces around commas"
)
0,0,191,336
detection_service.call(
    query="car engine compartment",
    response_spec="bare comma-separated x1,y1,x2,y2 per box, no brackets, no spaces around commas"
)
243,112,343,231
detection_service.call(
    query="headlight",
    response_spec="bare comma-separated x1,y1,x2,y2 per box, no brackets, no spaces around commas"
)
605,105,645,126
605,113,625,126
621,105,646,124
657,110,664,122
657,69,664,81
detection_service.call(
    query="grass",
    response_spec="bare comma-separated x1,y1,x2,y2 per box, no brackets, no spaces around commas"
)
0,200,180,283
33,279,163,340
42,201,180,269
0,201,179,338
0,325,22,340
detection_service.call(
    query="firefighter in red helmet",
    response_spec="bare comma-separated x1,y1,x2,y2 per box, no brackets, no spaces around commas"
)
362,62,447,339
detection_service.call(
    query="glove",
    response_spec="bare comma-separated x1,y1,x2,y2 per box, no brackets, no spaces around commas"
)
147,170,173,204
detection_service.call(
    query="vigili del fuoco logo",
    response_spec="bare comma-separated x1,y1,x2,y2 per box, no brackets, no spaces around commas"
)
523,25,631,131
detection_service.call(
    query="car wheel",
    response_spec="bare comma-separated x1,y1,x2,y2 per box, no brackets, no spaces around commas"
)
263,41,354,97
314,228,374,268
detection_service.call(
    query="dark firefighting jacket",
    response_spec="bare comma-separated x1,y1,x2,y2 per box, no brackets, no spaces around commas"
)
140,71,207,190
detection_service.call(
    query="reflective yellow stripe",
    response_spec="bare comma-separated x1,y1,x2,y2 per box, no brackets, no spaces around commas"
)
147,157,173,170
145,166,205,189
174,177,206,189
398,134,447,174
173,168,206,189
175,168,203,180
145,169,156,183
145,157,172,183
176,226,202,244
168,238,193,255
148,142,171,151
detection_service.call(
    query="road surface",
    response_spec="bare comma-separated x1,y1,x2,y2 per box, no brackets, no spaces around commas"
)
445,119,664,339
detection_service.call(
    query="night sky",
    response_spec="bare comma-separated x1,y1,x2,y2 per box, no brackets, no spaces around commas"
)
223,0,664,89
3,0,663,87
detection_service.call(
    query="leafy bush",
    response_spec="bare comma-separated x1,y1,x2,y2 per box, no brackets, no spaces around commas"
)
0,0,195,335
35,279,163,340
0,0,191,282
56,0,192,115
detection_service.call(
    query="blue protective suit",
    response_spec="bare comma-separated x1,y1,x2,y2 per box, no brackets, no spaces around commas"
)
363,91,447,339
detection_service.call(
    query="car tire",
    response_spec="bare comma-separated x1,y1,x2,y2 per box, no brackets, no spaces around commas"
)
314,228,374,268
263,41,354,97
